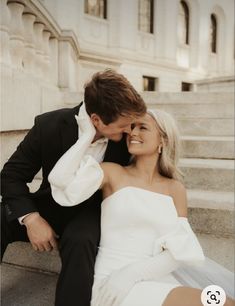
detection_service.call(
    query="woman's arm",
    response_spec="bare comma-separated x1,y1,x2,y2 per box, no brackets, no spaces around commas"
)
48,105,96,189
48,105,119,206
93,249,179,306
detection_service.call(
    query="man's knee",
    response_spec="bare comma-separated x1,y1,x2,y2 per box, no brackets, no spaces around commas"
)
60,222,100,254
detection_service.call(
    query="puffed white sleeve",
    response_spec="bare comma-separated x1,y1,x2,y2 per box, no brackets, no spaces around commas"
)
50,155,104,207
48,104,104,206
127,217,205,282
108,217,205,284
156,217,205,266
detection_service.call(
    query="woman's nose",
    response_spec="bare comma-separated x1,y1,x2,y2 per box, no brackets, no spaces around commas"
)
130,127,139,136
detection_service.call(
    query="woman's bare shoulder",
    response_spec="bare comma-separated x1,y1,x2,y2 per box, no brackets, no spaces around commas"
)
101,162,125,173
100,162,128,192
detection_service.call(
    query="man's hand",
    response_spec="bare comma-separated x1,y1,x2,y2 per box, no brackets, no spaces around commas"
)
23,212,59,252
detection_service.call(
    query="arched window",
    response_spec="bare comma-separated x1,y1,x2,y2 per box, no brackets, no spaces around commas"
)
84,0,107,19
178,0,189,45
138,0,154,33
210,14,217,53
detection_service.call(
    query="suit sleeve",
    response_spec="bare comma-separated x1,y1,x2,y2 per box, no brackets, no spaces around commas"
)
1,116,42,221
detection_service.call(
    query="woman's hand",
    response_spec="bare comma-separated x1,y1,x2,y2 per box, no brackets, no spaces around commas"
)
94,265,139,306
75,104,96,139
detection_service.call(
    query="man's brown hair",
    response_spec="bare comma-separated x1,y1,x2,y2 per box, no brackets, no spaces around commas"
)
84,69,146,124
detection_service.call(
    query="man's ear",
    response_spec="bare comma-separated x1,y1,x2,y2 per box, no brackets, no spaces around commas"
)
90,113,104,128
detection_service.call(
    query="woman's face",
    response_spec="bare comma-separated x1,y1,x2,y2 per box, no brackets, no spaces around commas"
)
126,113,162,156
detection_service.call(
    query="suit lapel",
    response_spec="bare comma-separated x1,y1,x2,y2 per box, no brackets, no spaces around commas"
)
60,104,81,154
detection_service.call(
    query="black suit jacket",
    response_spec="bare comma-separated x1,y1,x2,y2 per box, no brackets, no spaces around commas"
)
1,104,130,224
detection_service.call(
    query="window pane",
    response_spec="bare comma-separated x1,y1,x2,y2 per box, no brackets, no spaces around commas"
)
178,1,189,44
85,0,107,19
138,0,154,33
143,76,156,91
210,14,217,53
181,82,192,91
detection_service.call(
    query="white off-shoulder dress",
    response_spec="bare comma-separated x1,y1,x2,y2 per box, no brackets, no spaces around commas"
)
91,186,204,306
50,156,234,305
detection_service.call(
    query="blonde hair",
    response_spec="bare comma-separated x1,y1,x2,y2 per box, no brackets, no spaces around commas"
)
148,109,183,180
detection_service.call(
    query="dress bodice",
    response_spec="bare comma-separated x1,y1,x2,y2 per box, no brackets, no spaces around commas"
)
100,186,178,257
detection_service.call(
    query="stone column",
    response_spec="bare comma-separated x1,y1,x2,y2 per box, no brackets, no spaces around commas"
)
42,30,51,80
155,0,178,64
0,0,11,64
22,13,36,72
33,22,45,77
49,37,59,85
8,1,25,68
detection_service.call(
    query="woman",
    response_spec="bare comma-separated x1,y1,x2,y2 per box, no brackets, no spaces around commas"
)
49,108,234,306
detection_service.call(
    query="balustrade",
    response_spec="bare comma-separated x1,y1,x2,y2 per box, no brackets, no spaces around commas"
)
42,30,51,80
8,2,25,68
0,0,11,64
34,22,45,77
0,0,80,90
22,13,36,72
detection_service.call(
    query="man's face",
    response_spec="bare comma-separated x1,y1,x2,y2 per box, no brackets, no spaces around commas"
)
91,114,135,142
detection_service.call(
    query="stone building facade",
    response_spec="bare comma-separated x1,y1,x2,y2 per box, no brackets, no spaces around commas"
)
0,0,234,166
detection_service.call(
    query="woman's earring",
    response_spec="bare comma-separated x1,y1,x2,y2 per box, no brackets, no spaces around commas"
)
158,145,162,154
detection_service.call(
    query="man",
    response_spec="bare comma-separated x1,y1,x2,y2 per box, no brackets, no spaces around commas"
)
1,69,146,306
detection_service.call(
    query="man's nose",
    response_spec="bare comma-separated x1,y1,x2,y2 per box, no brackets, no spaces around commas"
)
123,125,132,134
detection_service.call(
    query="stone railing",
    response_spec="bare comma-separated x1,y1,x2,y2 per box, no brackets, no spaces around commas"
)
0,0,80,88
0,0,80,168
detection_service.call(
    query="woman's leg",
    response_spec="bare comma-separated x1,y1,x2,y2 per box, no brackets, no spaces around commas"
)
163,286,235,306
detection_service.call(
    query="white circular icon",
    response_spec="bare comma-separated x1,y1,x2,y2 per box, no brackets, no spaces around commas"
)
201,285,226,305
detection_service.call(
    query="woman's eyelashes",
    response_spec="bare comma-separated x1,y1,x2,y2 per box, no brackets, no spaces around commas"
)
131,123,148,131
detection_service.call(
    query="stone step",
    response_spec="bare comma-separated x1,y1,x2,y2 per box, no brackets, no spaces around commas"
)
62,91,234,107
2,232,234,278
1,263,57,306
187,189,234,237
151,102,234,118
187,189,234,211
181,136,234,159
47,93,235,138
197,234,234,272
189,206,234,238
188,189,234,238
142,92,234,105
177,118,234,136
3,242,61,274
63,92,234,118
180,158,234,192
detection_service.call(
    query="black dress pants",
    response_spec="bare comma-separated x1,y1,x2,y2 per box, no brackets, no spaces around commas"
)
1,199,101,306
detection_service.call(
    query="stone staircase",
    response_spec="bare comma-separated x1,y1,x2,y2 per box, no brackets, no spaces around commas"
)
2,92,235,283
142,92,235,271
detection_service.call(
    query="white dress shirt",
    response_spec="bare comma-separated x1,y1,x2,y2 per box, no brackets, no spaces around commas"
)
19,104,108,224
